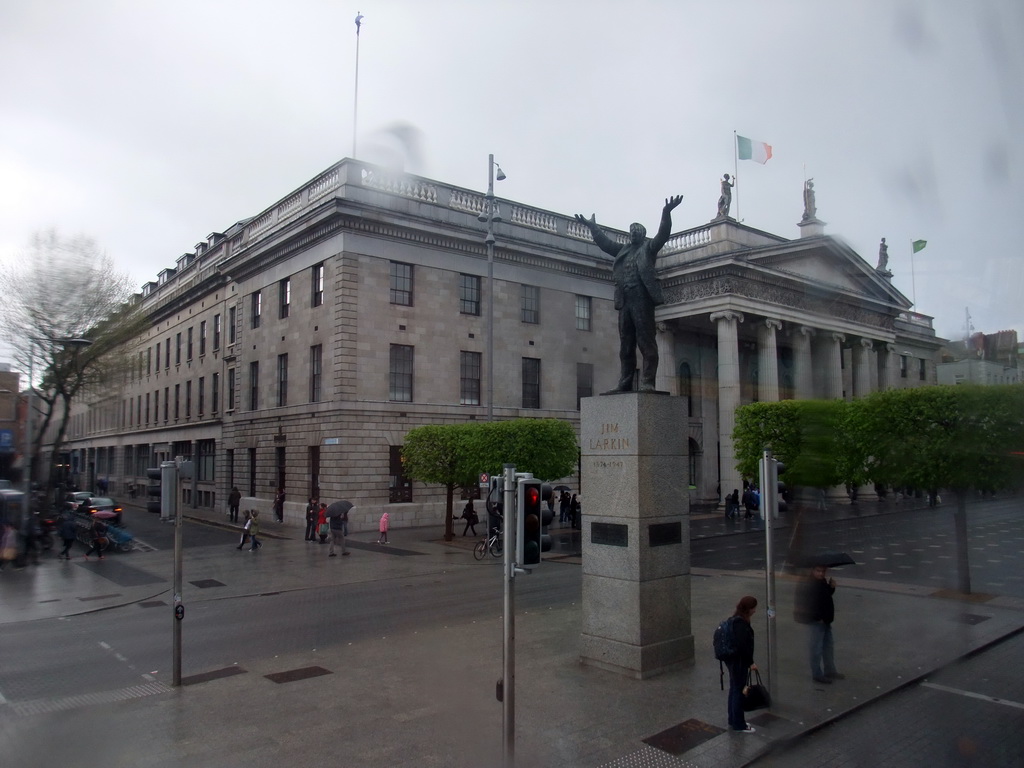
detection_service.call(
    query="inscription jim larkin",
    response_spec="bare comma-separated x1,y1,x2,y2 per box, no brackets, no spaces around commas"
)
587,422,631,451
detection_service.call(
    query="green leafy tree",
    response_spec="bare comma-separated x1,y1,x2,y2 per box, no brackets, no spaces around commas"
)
850,385,1024,593
402,419,578,541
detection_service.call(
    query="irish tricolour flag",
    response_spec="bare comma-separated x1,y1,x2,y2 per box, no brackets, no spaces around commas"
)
737,135,772,164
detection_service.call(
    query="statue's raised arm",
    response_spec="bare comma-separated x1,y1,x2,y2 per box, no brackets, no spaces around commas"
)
574,212,620,257
650,194,684,251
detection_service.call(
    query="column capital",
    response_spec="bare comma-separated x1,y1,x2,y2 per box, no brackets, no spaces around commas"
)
763,318,783,333
796,325,816,339
710,310,744,325
858,337,875,350
656,321,670,335
885,342,896,354
830,332,846,344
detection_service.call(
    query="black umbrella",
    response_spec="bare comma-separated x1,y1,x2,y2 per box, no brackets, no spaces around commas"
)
553,485,572,492
325,500,353,518
797,551,856,568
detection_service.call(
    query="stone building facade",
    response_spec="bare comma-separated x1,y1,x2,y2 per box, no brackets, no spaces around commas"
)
49,158,943,529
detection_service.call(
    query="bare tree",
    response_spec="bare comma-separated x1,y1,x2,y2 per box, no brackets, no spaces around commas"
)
0,229,146,490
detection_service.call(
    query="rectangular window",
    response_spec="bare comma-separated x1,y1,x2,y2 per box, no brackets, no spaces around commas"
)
575,295,592,331
227,368,236,410
155,342,161,373
146,347,152,376
277,353,288,407
459,274,481,315
522,357,541,409
900,355,908,378
199,320,207,356
251,290,262,329
154,390,159,424
197,439,215,483
248,447,257,497
577,362,594,409
521,285,540,324
213,313,221,351
460,350,482,405
389,445,412,503
249,361,260,410
185,380,192,418
919,358,926,381
279,278,291,319
163,387,169,421
198,376,205,415
145,392,150,425
309,344,323,403
389,344,414,402
390,262,413,306
165,337,170,369
136,395,141,426
186,327,193,361
175,333,182,366
228,306,237,344
211,372,220,414
174,383,181,420
312,263,324,307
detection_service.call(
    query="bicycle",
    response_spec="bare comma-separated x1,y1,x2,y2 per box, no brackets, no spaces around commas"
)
473,526,503,560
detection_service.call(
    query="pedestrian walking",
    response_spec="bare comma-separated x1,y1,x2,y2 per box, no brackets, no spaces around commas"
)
227,486,241,523
725,489,740,519
725,595,759,733
570,494,581,529
304,497,318,541
84,518,108,560
795,565,844,684
377,511,390,544
317,503,329,543
273,488,285,523
559,491,571,524
460,499,478,536
328,503,349,557
236,510,252,549
58,511,77,560
247,510,262,551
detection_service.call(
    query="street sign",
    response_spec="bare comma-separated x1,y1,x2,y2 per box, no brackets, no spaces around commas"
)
479,472,489,485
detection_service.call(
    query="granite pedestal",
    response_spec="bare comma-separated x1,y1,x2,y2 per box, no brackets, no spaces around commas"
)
579,392,694,679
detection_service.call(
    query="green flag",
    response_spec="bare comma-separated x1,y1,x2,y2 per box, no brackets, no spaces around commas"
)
912,239,927,253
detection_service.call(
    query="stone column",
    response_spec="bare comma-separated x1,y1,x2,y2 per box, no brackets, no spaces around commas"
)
881,343,898,390
853,338,875,398
654,322,678,395
580,393,692,679
821,333,845,400
711,311,744,501
792,325,815,399
757,319,782,402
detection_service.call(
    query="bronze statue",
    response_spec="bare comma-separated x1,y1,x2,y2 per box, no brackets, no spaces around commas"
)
575,195,683,393
802,179,817,221
876,237,889,271
717,174,734,218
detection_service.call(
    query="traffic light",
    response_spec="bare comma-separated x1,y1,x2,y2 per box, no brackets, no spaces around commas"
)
517,478,552,567
145,467,161,514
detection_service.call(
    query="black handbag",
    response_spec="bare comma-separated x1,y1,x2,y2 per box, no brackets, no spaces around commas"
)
742,669,772,711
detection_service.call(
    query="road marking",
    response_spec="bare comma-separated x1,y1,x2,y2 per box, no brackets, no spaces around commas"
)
921,682,1024,711
8,681,171,716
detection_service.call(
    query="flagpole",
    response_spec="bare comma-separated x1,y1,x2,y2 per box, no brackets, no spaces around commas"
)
353,13,362,159
910,241,917,307
733,131,740,221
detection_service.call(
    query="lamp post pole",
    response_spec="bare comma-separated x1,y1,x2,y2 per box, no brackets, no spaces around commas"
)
483,154,505,422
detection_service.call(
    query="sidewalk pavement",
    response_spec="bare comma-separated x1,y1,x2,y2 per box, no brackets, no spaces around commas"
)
2,503,1022,768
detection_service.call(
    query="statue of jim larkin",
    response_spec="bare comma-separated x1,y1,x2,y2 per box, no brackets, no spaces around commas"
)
575,194,683,393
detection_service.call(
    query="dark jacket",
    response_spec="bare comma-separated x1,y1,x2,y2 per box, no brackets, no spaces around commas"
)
732,617,755,668
796,575,835,624
329,512,346,531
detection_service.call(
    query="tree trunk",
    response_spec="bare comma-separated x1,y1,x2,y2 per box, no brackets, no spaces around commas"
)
444,484,455,541
953,489,971,594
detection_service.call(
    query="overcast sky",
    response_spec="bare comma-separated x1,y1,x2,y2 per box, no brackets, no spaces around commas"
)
2,0,1022,354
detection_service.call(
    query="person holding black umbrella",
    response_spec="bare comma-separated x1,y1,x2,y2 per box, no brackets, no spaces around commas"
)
326,500,352,558
795,564,844,684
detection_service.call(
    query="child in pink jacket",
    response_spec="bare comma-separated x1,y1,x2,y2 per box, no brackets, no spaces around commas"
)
377,511,389,545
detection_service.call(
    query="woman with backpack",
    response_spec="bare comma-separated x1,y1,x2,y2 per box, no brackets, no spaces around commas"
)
725,595,758,733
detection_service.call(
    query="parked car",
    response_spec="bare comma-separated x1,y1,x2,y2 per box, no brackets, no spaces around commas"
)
77,497,124,527
64,491,94,512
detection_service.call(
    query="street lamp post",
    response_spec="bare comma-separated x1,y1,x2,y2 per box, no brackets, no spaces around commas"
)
22,337,92,523
480,154,506,422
